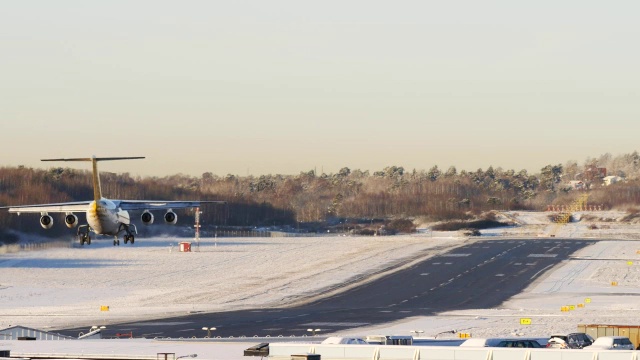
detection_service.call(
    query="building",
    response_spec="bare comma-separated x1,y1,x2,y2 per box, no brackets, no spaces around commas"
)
568,180,586,190
603,176,622,186
0,325,75,340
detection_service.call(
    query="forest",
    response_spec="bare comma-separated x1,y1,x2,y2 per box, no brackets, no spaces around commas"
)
2,151,640,241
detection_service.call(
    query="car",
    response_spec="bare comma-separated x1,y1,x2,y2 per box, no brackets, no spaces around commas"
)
495,339,543,348
460,338,544,348
322,337,368,345
546,337,569,349
584,336,634,350
547,332,594,349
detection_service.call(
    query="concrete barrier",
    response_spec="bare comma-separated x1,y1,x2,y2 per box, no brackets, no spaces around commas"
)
269,343,640,360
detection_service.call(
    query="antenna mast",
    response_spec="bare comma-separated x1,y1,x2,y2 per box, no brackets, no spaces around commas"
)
194,207,201,252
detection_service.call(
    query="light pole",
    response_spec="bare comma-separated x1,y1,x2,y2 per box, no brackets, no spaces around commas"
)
202,327,216,338
307,328,321,336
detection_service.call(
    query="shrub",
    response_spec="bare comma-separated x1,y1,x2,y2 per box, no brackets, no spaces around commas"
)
354,228,377,236
385,219,416,234
431,219,509,231
463,229,481,236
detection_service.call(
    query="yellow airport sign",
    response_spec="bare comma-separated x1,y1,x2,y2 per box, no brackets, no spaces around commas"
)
520,318,532,325
585,298,591,303
458,332,471,338
611,281,619,286
628,261,634,266
569,305,576,311
561,306,569,312
100,305,110,311
578,303,584,308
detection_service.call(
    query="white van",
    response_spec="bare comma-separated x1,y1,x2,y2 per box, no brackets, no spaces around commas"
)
365,335,413,345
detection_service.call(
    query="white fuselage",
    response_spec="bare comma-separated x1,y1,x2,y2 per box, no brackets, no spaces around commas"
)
86,199,131,236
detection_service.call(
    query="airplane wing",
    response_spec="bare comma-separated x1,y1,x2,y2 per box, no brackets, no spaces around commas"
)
0,201,92,214
114,200,226,211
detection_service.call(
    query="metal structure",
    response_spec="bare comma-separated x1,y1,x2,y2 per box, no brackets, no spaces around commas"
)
550,193,590,237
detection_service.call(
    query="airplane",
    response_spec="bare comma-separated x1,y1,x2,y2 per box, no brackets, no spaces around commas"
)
0,156,225,246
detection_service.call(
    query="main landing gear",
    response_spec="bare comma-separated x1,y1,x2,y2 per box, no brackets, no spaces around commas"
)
123,234,135,244
77,225,92,246
115,223,138,246
113,234,134,246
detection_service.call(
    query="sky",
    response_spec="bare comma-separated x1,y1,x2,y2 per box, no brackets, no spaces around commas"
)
1,1,639,177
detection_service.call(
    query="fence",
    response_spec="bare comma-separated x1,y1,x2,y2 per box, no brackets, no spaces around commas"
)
207,230,367,238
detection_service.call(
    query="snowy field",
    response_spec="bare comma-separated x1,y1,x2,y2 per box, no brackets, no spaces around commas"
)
2,210,640,341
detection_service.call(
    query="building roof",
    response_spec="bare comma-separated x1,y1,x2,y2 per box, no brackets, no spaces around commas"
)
0,325,75,340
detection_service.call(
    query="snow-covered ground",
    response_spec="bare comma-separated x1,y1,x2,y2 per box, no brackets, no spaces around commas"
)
2,210,640,341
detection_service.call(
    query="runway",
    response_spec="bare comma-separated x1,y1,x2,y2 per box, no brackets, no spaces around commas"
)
59,238,594,338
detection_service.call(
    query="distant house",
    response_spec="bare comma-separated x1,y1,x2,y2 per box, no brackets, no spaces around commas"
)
569,180,585,190
0,325,75,340
603,176,622,186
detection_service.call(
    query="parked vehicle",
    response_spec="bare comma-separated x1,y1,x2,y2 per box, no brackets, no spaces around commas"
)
547,333,594,349
584,336,634,350
460,338,544,348
365,335,413,345
322,337,368,345
495,339,543,348
546,337,569,349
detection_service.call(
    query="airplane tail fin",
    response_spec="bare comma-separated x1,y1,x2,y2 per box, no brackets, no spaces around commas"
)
41,156,145,202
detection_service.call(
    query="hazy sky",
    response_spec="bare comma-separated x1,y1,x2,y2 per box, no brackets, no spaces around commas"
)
1,1,639,177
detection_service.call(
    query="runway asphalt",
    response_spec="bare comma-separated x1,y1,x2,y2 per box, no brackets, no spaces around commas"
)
59,238,594,338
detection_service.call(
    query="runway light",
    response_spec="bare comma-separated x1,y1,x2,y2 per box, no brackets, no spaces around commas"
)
202,327,216,338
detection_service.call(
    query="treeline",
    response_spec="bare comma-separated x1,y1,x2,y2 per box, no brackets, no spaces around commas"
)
2,151,640,235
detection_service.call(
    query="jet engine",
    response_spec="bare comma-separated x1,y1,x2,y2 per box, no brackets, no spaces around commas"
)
40,214,54,229
64,214,79,228
141,211,154,225
164,210,177,225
